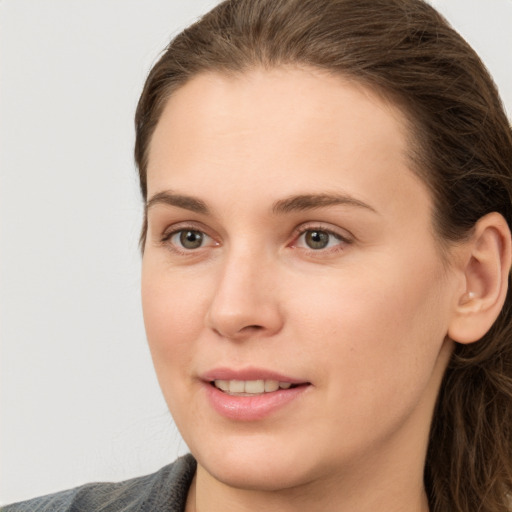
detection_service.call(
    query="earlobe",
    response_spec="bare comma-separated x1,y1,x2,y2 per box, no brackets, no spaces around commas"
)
448,212,512,345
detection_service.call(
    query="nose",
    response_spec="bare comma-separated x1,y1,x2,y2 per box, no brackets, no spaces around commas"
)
205,247,284,341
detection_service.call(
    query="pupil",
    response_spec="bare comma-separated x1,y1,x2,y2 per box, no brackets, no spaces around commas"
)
180,230,203,249
306,230,329,249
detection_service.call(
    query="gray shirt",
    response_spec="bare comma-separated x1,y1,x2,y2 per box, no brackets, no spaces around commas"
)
2,455,196,512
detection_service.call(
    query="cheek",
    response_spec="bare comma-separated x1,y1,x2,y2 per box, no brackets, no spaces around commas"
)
141,266,213,428
288,253,451,402
141,262,208,374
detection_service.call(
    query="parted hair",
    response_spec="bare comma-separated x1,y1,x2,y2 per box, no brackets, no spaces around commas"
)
134,1,512,510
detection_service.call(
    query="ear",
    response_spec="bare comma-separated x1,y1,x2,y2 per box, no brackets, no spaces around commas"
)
448,212,511,344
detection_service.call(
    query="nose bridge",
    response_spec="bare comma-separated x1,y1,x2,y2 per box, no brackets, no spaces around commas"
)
206,240,282,339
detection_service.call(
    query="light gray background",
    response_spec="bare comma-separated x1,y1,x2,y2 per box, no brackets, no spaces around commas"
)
1,0,511,505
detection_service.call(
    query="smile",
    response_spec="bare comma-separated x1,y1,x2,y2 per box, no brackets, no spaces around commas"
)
203,372,311,421
213,379,294,395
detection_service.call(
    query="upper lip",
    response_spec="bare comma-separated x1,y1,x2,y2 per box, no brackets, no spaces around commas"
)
201,367,308,384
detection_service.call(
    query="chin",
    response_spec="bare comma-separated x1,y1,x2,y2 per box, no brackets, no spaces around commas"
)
190,432,333,492
203,456,316,492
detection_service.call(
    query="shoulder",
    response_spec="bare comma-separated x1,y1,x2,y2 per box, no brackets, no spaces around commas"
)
2,454,196,512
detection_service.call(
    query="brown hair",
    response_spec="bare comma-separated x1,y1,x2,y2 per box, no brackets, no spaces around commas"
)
134,1,512,510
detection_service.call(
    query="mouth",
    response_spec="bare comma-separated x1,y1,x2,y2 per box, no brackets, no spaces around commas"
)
202,370,311,420
211,379,304,396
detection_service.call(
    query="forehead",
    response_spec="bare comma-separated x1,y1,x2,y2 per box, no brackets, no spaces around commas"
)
146,67,429,220
150,67,410,162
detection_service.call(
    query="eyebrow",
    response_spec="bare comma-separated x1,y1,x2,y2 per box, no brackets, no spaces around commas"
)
146,190,209,215
146,190,377,216
272,193,378,215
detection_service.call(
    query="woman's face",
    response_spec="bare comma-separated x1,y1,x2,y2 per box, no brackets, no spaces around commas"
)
142,68,459,491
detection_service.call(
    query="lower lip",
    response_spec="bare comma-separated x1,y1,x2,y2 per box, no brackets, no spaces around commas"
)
203,382,309,421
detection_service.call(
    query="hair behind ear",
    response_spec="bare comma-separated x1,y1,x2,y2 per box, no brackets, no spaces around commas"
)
426,214,512,511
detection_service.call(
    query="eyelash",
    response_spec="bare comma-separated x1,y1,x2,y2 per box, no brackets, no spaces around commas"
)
291,225,352,254
160,224,217,255
160,224,352,255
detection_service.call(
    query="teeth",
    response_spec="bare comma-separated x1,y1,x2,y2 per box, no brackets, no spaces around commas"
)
213,379,294,395
264,380,279,392
230,380,245,393
245,380,264,393
214,380,230,392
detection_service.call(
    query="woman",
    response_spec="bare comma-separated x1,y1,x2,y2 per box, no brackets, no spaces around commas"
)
5,0,512,511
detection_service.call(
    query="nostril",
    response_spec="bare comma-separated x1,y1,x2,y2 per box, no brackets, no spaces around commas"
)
212,324,263,339
243,325,264,331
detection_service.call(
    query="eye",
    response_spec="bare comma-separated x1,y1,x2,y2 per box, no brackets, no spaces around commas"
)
293,228,350,251
164,229,213,251
176,230,205,249
303,230,332,249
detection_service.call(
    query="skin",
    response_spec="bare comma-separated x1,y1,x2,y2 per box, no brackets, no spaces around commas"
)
141,67,465,512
